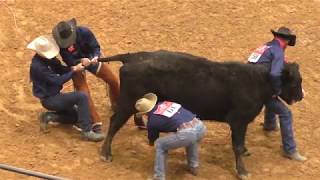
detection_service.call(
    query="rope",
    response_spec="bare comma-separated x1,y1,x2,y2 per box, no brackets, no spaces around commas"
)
0,0,88,47
0,1,18,30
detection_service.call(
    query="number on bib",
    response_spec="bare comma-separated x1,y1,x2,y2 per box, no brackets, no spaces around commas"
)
154,101,182,118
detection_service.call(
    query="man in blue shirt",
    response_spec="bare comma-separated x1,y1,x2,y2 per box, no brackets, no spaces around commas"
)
28,35,104,142
248,27,306,161
135,93,206,180
52,18,120,133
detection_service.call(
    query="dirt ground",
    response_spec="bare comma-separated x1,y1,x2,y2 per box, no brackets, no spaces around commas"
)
0,0,319,179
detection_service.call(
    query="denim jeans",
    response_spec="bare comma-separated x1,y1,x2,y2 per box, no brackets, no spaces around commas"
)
41,92,92,132
153,120,206,180
264,98,296,154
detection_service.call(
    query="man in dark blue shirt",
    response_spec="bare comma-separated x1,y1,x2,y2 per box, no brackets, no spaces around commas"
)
52,18,120,133
28,35,104,142
248,27,306,161
135,93,206,180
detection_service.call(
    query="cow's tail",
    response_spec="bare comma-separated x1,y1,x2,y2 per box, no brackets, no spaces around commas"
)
98,53,132,64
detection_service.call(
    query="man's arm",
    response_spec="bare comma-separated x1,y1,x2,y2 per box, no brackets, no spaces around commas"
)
148,127,160,146
74,27,102,66
270,48,285,96
33,63,83,86
81,27,101,58
51,58,71,74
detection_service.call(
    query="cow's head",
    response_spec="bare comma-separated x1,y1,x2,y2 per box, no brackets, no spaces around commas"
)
280,62,303,105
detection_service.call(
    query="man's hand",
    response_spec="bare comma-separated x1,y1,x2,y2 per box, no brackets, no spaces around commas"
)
81,58,91,67
272,89,281,99
91,56,99,64
71,63,85,72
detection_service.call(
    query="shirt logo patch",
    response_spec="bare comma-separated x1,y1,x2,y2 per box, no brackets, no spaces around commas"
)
67,45,76,53
248,45,270,63
154,101,182,118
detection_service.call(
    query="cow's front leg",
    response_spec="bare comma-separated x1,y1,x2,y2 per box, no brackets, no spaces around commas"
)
101,110,132,162
230,123,249,179
134,114,146,130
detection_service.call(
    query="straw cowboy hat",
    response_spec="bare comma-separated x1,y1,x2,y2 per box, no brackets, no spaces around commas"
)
135,93,158,117
27,35,59,59
52,18,77,48
271,26,296,46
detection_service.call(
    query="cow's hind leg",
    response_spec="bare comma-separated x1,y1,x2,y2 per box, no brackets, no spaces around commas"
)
100,108,133,162
228,113,250,179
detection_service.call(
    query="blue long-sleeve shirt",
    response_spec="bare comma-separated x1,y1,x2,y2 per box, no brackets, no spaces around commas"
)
251,39,286,95
147,102,197,143
30,54,73,99
60,26,101,66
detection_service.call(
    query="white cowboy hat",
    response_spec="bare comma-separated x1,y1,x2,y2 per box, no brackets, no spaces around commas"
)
135,93,158,117
27,35,59,59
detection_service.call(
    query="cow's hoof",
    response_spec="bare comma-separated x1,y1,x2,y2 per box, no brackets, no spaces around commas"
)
242,150,251,157
238,173,250,180
236,169,250,180
137,126,147,130
100,154,113,163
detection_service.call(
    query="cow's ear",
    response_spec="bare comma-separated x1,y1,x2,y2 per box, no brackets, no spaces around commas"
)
291,62,299,71
289,63,300,78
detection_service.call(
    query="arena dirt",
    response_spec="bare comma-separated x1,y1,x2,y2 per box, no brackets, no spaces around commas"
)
0,0,319,179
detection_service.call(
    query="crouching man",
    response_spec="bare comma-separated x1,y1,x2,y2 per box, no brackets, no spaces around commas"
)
135,93,206,180
28,35,104,142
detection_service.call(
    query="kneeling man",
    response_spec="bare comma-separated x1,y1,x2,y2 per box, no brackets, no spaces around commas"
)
28,35,104,142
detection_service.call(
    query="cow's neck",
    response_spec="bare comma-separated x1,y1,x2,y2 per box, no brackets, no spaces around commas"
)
254,64,275,101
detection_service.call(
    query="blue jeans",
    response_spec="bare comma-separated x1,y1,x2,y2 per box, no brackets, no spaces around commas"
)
264,98,296,154
154,121,206,180
41,92,92,132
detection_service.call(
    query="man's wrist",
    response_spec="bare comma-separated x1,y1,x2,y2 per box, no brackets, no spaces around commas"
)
71,66,77,72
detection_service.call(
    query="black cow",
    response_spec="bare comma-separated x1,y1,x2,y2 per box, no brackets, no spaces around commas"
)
98,50,303,179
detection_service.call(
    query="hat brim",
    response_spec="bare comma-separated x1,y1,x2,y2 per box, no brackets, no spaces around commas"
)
135,93,158,117
52,18,77,48
271,29,296,46
27,35,59,59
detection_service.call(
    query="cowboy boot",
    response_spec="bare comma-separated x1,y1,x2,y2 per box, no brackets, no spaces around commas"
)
72,71,102,130
39,111,60,133
95,63,120,111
